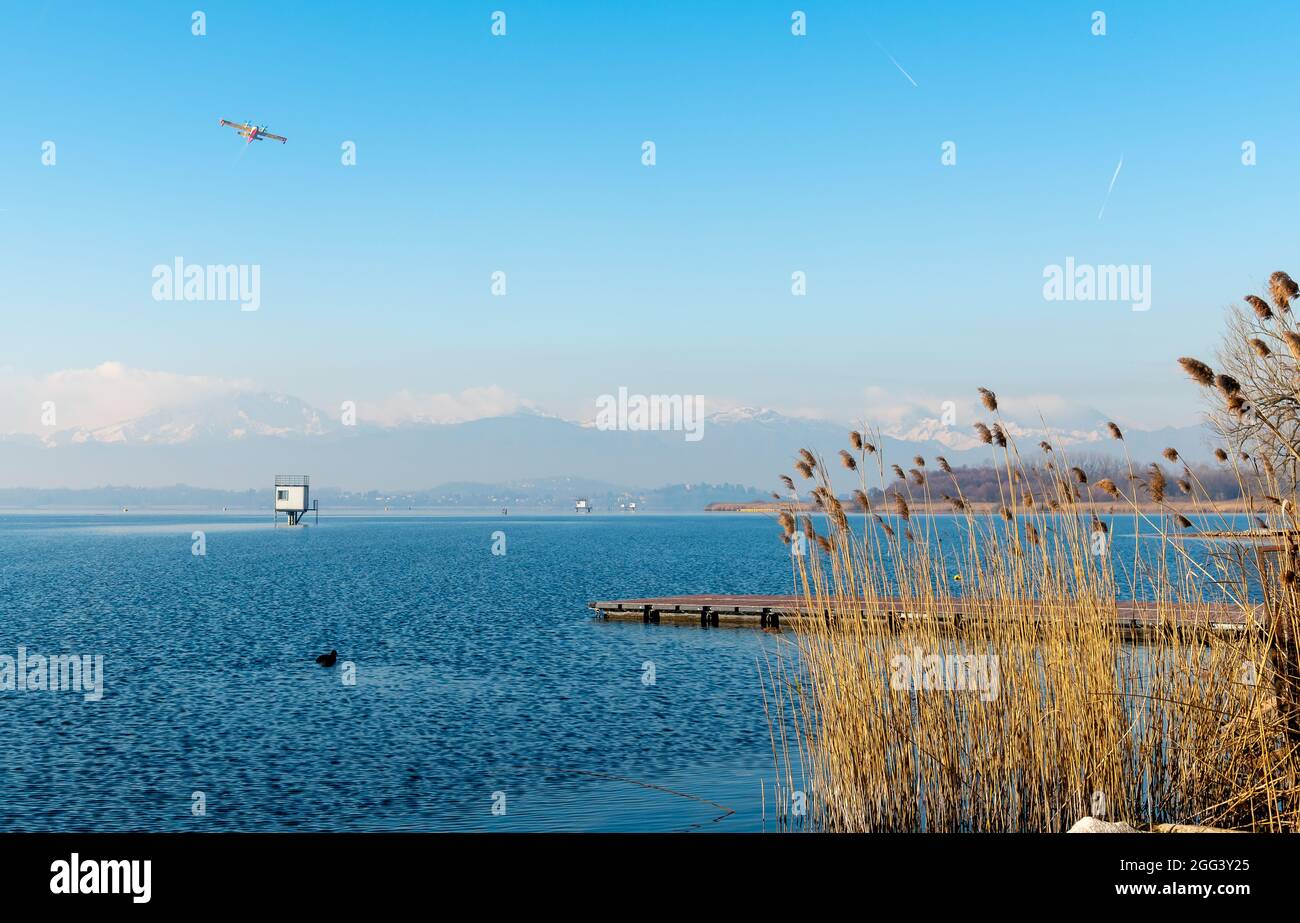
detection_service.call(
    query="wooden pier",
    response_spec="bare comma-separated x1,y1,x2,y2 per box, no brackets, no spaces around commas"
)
588,594,1261,637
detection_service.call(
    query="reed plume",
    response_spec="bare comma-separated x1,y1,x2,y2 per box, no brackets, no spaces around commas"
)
1283,331,1300,362
1178,357,1215,387
1148,463,1167,503
1216,374,1241,396
1270,270,1298,311
1246,294,1273,320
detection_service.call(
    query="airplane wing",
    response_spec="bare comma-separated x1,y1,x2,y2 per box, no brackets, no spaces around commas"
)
219,120,251,132
261,132,287,143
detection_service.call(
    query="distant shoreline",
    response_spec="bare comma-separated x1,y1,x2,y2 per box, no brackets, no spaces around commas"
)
706,499,1265,515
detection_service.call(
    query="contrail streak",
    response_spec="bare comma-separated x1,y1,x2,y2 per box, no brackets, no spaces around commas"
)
1098,156,1123,221
876,42,918,87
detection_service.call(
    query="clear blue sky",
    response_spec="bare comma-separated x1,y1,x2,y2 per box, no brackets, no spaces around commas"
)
2,0,1298,429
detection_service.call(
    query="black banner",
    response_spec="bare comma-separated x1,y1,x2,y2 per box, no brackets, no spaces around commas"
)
0,833,1285,908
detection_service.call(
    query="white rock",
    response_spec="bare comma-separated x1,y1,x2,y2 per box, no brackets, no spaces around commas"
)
1068,816,1139,833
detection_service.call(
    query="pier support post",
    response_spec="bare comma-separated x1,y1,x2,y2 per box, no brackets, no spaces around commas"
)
1263,541,1300,745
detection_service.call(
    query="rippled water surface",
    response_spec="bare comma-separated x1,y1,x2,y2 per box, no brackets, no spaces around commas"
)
0,512,798,832
0,510,1253,831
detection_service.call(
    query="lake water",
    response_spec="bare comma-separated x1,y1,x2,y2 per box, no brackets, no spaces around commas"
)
0,512,801,832
0,510,1253,832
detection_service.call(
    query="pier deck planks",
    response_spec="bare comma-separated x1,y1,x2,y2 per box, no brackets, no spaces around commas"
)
588,594,1259,635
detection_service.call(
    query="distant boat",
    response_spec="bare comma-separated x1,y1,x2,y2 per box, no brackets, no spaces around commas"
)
575,498,591,513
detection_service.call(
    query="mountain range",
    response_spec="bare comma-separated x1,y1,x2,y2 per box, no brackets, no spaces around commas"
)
0,391,1218,493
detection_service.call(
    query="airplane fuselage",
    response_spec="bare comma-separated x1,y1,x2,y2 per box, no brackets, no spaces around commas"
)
219,119,286,145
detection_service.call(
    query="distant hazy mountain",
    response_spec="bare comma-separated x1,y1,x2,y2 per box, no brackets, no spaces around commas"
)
38,392,329,447
0,392,1216,491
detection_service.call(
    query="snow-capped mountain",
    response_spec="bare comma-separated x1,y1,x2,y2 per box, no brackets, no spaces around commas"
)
40,392,330,447
0,392,1216,490
888,404,1132,454
703,407,795,427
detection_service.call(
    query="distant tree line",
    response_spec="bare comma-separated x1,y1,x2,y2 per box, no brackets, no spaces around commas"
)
873,460,1248,504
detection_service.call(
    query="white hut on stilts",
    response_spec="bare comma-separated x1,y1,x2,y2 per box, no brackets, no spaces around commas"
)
274,475,317,526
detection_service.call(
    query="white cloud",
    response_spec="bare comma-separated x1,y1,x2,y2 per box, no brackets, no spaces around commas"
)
0,362,249,436
856,385,1113,434
354,385,528,427
859,386,955,430
0,363,532,439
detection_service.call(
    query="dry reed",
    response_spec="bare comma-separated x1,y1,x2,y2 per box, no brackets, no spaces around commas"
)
763,388,1300,832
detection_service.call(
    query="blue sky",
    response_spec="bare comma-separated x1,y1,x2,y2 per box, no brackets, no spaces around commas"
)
2,0,1299,432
